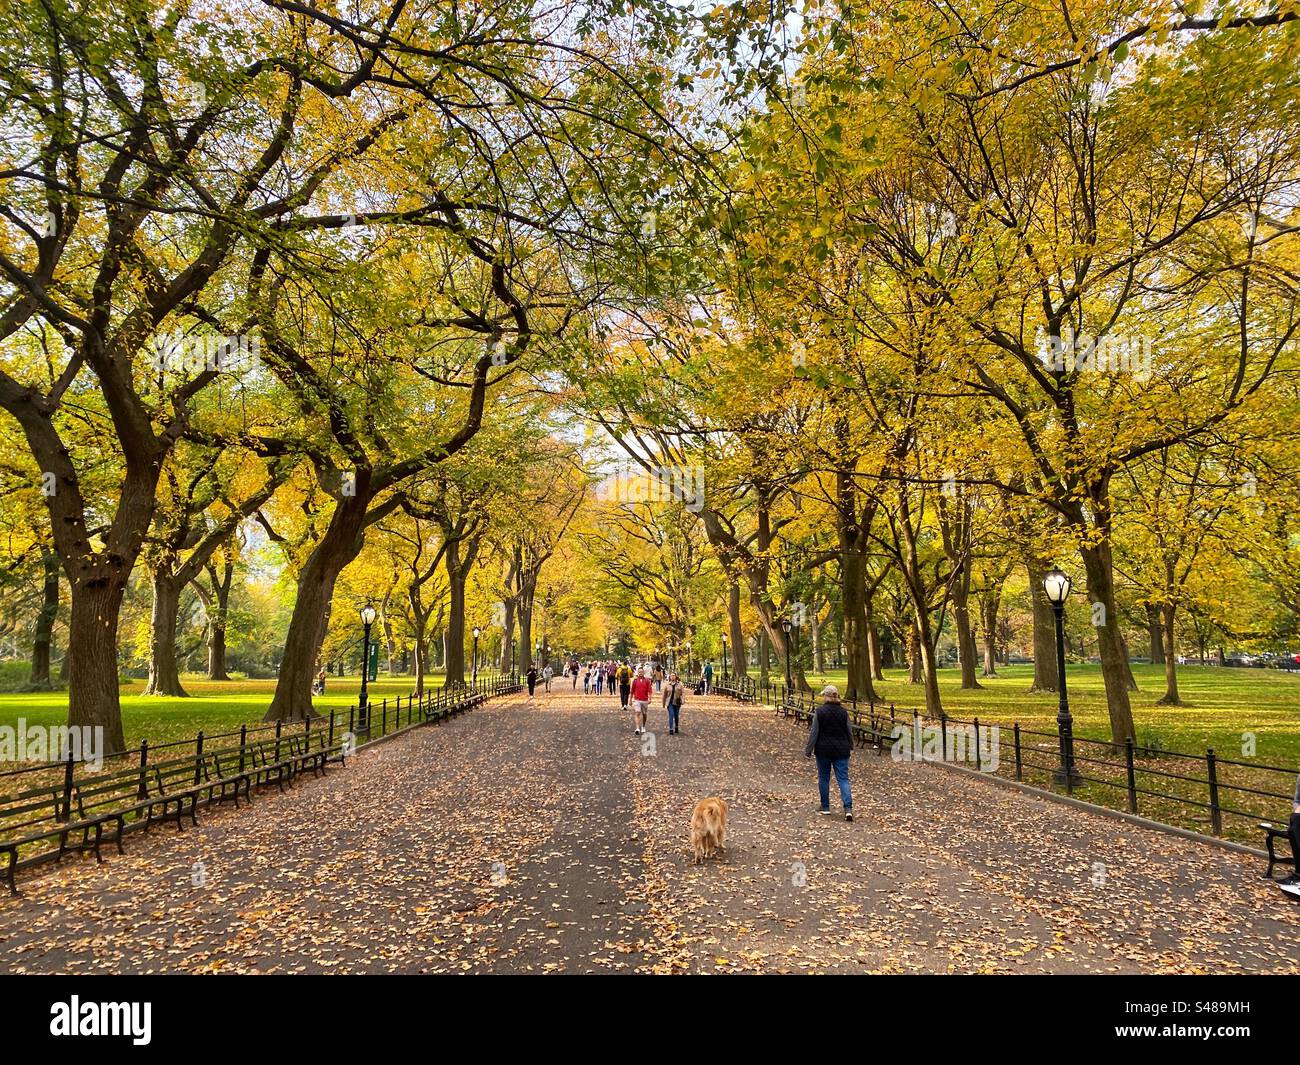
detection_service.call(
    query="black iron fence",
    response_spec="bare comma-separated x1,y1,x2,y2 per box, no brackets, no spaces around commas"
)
0,672,521,891
714,678,1298,850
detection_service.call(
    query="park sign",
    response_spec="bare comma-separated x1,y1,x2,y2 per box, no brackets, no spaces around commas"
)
369,642,380,682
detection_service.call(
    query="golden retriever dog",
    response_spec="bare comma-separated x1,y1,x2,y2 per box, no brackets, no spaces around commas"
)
690,797,728,864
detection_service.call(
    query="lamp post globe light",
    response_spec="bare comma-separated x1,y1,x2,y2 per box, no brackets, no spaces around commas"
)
781,617,794,694
472,626,481,686
1043,568,1082,788
358,603,378,733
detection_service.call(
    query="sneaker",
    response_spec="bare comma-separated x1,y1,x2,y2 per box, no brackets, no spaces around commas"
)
818,808,832,816
845,811,854,822
1280,873,1300,886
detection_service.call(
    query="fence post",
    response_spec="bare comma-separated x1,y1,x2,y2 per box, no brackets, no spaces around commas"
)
1125,738,1137,814
275,720,282,764
137,740,149,800
940,712,948,763
328,708,335,750
1013,723,1022,781
1207,748,1222,836
194,731,204,787
382,698,388,736
973,717,981,771
60,746,75,822
239,725,247,773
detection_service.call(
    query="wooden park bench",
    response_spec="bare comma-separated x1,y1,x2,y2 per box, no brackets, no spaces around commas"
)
1259,821,1295,879
849,707,898,756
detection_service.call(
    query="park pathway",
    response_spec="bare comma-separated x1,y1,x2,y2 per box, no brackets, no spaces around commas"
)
1,689,1297,973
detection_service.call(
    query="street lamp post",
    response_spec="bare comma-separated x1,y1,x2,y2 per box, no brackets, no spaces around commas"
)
358,604,377,734
781,618,793,695
1043,568,1082,788
472,626,481,687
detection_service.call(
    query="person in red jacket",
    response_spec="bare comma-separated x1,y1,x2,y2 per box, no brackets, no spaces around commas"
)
630,666,654,735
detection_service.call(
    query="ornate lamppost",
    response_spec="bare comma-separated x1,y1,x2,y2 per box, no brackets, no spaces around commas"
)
358,603,377,733
1044,568,1082,788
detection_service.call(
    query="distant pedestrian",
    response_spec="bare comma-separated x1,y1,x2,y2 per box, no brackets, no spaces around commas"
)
703,660,714,694
583,665,591,694
543,663,553,692
630,666,653,734
653,664,663,692
663,671,686,735
804,684,853,822
526,664,538,697
617,661,632,710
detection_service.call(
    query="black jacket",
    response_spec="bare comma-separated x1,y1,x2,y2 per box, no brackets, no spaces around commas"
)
805,700,852,760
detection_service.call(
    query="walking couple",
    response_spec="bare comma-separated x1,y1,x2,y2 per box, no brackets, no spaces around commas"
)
630,667,687,736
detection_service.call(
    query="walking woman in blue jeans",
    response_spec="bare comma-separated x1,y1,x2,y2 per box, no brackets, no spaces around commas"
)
663,672,686,735
804,684,853,822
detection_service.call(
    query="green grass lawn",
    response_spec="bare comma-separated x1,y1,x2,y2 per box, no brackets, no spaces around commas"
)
781,662,1300,841
0,674,439,750
797,663,1300,767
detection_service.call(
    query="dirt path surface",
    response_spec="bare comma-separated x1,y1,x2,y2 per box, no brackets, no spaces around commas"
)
1,691,1296,973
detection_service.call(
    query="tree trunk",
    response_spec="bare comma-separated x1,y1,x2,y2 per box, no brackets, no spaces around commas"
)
908,620,922,684
1026,559,1060,692
66,580,128,754
265,495,371,721
840,544,878,703
812,609,823,673
1158,601,1180,705
381,595,397,674
146,571,188,696
727,581,747,678
206,561,232,681
499,596,516,672
28,547,58,690
866,618,884,682
444,541,467,686
411,606,429,697
1147,603,1165,665
915,606,943,715
953,574,982,690
1078,542,1137,745
980,592,999,678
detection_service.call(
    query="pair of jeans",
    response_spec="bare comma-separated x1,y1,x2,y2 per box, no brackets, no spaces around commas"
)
816,755,852,811
667,701,681,732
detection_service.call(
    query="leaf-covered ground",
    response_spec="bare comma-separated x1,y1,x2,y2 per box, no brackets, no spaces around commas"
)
0,690,1296,974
